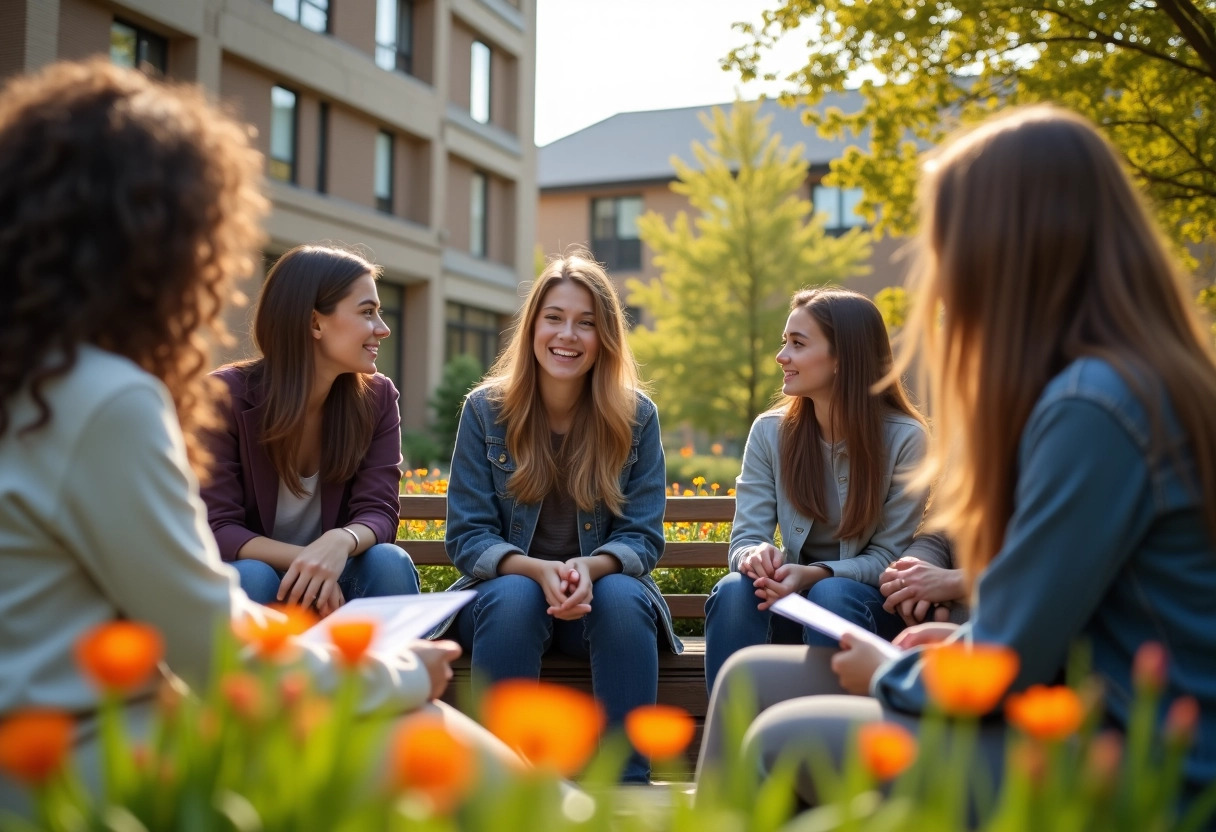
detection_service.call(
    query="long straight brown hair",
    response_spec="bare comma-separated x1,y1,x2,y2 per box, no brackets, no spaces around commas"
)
479,249,639,515
897,105,1216,580
778,288,925,540
240,245,382,496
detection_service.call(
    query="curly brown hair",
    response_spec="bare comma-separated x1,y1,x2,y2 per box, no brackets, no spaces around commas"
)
0,59,268,475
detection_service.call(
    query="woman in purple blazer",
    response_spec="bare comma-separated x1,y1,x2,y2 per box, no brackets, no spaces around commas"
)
202,245,418,615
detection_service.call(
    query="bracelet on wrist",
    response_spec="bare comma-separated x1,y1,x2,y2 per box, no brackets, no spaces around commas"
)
338,526,360,554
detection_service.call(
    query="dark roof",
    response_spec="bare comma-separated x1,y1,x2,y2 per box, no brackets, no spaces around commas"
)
538,92,868,191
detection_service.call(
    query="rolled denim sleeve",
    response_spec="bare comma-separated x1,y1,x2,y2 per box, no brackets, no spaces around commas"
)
874,398,1152,714
444,392,524,580
591,395,666,576
821,423,928,586
727,415,781,572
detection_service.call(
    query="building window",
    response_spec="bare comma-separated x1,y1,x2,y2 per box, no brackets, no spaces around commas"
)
813,185,867,234
377,282,404,389
317,102,329,194
446,302,502,371
375,0,413,74
110,19,167,74
375,131,395,214
470,171,488,258
591,196,643,271
470,40,491,124
272,0,328,33
269,86,297,184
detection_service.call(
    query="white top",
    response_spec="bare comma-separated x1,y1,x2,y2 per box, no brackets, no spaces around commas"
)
273,472,323,546
0,347,430,808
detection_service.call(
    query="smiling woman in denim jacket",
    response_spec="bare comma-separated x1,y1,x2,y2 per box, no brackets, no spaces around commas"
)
441,249,680,784
699,106,1216,816
703,288,930,695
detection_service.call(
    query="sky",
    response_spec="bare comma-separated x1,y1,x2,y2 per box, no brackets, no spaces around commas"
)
533,0,813,147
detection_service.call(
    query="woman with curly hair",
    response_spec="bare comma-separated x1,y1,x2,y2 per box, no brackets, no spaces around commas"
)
202,245,419,616
0,61,495,812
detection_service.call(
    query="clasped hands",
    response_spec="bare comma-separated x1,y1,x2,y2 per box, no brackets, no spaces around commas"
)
739,543,831,611
277,528,357,617
506,554,618,621
878,556,965,626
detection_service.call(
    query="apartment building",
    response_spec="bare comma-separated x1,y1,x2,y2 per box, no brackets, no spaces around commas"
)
1,0,535,430
536,96,907,309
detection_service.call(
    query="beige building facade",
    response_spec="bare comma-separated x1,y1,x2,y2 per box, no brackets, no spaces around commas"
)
1,0,536,430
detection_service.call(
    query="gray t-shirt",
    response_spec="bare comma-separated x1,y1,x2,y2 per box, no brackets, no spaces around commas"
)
799,438,843,564
529,433,580,560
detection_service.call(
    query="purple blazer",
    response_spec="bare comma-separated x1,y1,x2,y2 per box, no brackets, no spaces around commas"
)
201,365,404,562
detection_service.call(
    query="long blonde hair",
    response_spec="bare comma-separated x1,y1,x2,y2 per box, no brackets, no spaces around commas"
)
897,105,1216,579
481,249,640,514
777,288,924,540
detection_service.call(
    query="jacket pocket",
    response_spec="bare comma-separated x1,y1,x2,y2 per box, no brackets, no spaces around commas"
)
486,439,516,499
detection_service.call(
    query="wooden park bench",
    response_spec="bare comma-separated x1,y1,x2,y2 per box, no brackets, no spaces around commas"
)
398,493,734,756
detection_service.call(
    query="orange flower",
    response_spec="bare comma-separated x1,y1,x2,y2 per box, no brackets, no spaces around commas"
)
1166,696,1200,745
391,714,477,812
235,605,318,660
922,643,1019,717
328,620,376,667
483,680,604,777
278,671,310,708
1133,642,1168,694
857,722,917,781
710,443,723,455
0,710,73,785
1005,685,1085,742
679,446,693,458
1085,731,1123,788
75,621,164,692
221,673,265,722
625,705,695,760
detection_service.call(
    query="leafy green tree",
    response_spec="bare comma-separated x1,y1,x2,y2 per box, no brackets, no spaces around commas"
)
874,286,910,332
627,100,872,440
429,354,484,461
725,1,1216,279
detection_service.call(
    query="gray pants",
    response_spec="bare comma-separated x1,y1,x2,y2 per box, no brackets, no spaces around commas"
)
695,644,1006,807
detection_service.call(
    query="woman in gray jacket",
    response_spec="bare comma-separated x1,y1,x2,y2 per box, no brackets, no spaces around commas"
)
704,288,929,694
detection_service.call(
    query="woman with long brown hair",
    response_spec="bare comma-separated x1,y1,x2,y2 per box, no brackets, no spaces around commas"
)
439,249,679,783
202,245,418,615
703,287,933,695
698,106,1216,817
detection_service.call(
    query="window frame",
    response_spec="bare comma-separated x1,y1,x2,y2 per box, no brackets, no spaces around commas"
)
268,85,299,185
445,301,503,371
470,170,489,258
271,0,330,34
589,195,644,271
375,0,414,75
812,184,868,236
316,101,329,194
110,18,168,75
470,40,492,125
375,130,395,214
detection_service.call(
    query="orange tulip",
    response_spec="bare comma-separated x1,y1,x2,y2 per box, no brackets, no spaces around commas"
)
483,680,604,777
1005,685,1085,741
1085,731,1123,788
0,710,74,785
391,714,477,812
625,705,695,760
75,621,164,693
328,620,377,667
1165,696,1199,745
220,673,265,722
857,722,917,781
1133,642,1168,694
922,643,1019,717
235,605,317,660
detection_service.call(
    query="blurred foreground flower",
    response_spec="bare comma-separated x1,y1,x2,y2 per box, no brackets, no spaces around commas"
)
1005,685,1085,741
0,710,73,786
391,714,477,812
484,680,604,777
625,704,695,760
75,621,164,692
857,722,917,781
235,604,317,660
328,619,376,667
923,643,1019,717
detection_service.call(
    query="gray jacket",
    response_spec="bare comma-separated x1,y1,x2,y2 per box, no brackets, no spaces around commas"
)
729,409,928,586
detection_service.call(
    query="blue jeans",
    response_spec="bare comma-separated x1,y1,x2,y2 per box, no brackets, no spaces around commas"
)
703,572,904,695
232,542,420,604
454,573,660,783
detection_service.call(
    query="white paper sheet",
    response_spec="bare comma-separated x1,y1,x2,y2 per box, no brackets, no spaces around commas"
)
771,593,904,660
298,590,476,654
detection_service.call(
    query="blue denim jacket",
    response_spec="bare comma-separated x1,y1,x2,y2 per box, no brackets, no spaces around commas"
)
437,386,682,654
874,358,1216,791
